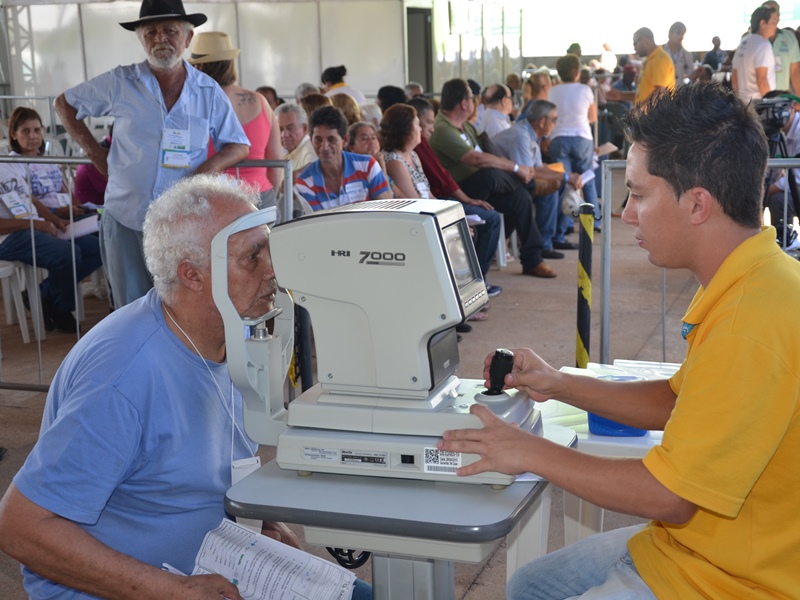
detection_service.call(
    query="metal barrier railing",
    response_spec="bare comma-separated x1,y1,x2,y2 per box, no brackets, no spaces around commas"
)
0,155,293,392
599,156,800,365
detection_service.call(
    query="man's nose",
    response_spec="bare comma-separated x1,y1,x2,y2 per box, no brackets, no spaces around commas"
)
620,196,635,224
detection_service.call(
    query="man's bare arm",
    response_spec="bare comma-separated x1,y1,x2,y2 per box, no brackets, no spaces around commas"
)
460,149,533,183
54,95,108,178
440,407,697,524
0,484,242,600
482,348,678,431
755,67,771,98
194,143,250,175
790,61,800,95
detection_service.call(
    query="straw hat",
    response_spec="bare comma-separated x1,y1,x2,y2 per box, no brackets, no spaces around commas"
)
188,32,240,64
119,0,207,32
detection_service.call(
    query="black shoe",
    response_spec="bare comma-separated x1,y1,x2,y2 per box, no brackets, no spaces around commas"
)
0,447,7,462
21,290,30,311
541,249,565,260
553,240,579,250
52,309,78,334
457,334,463,343
455,322,472,333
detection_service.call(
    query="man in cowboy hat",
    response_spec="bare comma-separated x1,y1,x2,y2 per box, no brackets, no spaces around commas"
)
55,0,250,310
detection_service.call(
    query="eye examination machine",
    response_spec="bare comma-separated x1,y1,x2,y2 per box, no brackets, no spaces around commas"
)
213,199,542,487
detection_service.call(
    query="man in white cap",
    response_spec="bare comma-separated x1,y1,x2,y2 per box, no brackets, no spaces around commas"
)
55,0,250,309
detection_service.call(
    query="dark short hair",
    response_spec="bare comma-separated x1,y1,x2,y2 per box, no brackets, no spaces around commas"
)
377,86,407,111
440,78,470,111
379,104,417,152
407,96,434,117
623,83,767,228
9,106,45,155
751,6,775,33
321,65,347,85
484,84,509,105
556,54,581,82
194,59,237,87
669,21,686,36
526,99,557,124
633,27,654,44
309,105,348,139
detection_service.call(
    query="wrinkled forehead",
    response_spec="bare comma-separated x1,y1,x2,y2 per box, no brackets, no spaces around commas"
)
138,19,188,36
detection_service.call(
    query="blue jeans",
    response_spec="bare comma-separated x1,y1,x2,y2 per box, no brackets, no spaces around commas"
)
531,191,559,251
0,229,102,312
461,203,502,277
549,136,601,228
100,211,153,309
352,578,372,599
507,525,656,600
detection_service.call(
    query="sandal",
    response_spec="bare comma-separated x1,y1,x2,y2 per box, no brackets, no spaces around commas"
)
467,311,489,322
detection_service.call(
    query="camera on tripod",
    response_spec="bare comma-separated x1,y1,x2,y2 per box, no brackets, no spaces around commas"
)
755,97,793,139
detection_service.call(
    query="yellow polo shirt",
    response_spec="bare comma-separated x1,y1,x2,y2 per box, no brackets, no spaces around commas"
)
629,227,800,598
636,46,675,105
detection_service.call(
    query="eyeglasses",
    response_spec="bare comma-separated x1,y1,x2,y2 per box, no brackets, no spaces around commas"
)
464,95,475,103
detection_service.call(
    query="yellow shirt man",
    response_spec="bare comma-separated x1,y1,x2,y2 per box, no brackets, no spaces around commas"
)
629,227,800,599
636,46,675,105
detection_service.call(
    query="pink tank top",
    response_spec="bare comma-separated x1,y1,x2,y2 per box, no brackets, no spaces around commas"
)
209,103,272,192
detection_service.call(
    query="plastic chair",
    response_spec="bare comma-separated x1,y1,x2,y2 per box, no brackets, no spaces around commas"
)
0,260,31,343
13,262,46,341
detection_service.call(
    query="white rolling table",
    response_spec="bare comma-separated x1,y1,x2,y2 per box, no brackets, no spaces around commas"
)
538,400,662,545
225,425,577,600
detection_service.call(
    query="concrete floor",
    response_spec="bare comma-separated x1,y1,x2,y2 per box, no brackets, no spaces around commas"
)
0,185,699,598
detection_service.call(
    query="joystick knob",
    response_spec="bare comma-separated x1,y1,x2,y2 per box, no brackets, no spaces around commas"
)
486,348,514,395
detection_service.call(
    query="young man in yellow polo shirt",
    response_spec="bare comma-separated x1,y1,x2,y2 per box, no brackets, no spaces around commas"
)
438,82,800,599
607,27,675,106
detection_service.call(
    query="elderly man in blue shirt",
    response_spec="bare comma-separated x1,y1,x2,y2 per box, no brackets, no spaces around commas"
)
55,0,249,308
493,100,583,254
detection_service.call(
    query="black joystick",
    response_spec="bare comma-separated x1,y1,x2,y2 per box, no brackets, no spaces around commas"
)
486,348,514,395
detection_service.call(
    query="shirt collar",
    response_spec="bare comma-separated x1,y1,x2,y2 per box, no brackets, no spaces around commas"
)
683,226,779,327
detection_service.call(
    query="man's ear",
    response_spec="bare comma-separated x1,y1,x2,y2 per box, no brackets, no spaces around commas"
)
184,27,194,49
686,187,714,225
343,132,350,147
176,258,205,293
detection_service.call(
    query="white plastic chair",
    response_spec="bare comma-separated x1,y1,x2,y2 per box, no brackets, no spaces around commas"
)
0,260,32,343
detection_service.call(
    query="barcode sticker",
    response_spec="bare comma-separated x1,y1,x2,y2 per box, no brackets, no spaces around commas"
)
423,447,461,474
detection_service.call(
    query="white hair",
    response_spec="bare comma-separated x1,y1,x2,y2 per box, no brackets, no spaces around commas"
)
294,82,319,102
359,103,382,129
276,102,307,126
143,174,258,304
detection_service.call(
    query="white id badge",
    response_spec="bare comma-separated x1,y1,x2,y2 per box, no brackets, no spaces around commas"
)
161,128,191,168
775,56,783,73
231,455,261,485
417,182,430,199
345,182,368,202
54,192,71,208
163,128,190,151
232,456,262,531
0,191,31,219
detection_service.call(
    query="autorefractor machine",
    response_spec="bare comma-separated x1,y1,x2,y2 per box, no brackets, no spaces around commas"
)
212,199,542,487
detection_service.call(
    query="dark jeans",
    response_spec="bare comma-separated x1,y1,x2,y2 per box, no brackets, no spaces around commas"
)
460,203,502,277
0,229,102,312
459,167,543,269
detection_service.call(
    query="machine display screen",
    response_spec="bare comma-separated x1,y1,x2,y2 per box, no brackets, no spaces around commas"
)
442,220,481,289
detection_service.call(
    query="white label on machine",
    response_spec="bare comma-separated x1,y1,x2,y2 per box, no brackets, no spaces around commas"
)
341,449,388,467
302,447,339,462
423,447,461,474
